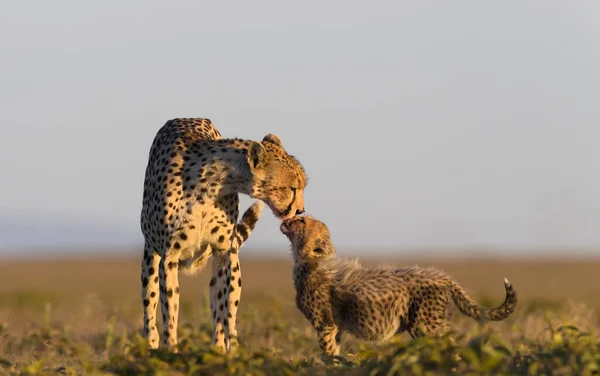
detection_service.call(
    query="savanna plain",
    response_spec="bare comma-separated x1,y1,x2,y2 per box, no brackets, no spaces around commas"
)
0,253,599,375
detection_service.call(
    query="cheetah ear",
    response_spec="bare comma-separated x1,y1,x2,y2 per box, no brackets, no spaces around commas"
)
262,133,283,147
247,141,268,170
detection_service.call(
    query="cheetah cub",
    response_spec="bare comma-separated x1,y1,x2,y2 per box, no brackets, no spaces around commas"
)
280,215,517,358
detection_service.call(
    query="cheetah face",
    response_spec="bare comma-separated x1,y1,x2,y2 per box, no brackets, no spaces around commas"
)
280,215,334,261
247,134,307,221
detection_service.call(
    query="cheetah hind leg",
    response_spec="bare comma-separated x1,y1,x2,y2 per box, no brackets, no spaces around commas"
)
407,314,461,369
224,250,242,352
209,251,228,352
327,330,355,366
141,246,161,349
159,252,181,352
318,326,349,366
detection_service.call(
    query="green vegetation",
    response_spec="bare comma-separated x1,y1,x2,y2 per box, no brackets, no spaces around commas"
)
1,295,599,375
0,258,599,375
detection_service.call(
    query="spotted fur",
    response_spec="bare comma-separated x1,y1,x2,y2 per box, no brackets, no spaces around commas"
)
281,216,517,358
140,118,306,352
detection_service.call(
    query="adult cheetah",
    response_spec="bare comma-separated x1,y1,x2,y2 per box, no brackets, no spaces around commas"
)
140,118,306,352
280,215,517,359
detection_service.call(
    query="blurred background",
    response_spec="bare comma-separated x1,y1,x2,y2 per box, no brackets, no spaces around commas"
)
0,1,598,259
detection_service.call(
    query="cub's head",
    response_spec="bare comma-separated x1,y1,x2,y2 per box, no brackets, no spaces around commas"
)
280,215,334,262
247,134,307,220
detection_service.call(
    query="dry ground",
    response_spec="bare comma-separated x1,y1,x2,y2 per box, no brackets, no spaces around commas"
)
0,253,599,375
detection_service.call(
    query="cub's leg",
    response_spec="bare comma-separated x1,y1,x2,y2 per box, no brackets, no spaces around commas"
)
317,325,341,358
407,309,450,338
406,299,460,364
335,330,343,353
405,284,451,339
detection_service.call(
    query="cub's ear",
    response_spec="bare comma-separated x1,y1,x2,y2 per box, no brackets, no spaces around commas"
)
262,133,283,147
247,141,268,170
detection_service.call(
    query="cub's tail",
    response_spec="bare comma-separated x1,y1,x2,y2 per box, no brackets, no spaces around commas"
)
450,278,517,321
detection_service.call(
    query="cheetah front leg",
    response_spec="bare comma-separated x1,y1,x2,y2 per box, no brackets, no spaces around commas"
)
141,244,161,349
159,252,181,351
317,325,341,359
209,194,241,352
335,330,343,353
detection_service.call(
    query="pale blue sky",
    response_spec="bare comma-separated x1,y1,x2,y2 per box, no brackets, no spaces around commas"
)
1,1,598,256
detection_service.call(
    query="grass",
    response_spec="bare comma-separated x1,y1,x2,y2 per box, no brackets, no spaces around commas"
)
0,255,599,375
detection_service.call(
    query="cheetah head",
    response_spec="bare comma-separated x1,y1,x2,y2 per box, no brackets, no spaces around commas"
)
247,134,307,221
280,215,335,261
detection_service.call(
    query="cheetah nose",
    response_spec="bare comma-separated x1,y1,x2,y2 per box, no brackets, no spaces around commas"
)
295,208,305,215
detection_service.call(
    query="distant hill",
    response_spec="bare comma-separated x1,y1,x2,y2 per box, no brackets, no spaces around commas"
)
0,217,142,256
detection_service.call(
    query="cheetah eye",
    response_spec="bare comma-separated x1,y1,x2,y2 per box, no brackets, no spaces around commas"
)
313,248,325,254
290,187,297,192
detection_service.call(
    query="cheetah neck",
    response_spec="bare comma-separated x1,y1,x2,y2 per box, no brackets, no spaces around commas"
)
188,138,255,199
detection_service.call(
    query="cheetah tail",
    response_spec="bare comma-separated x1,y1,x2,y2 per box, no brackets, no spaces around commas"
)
450,278,517,322
231,201,264,250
